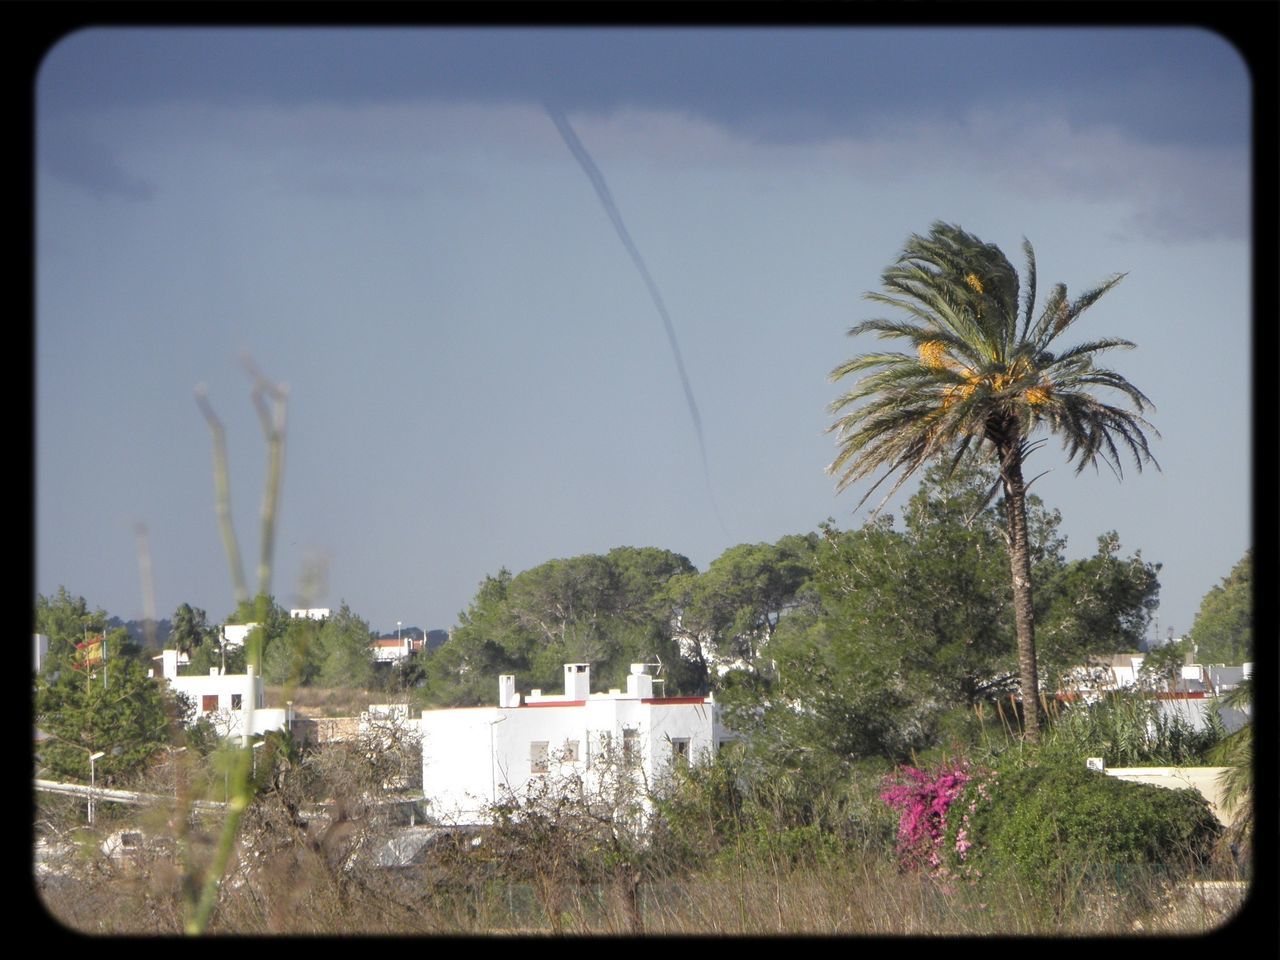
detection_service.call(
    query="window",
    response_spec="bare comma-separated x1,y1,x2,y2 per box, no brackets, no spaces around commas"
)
562,739,580,762
201,694,218,712
231,694,243,710
530,741,549,774
622,728,640,768
670,738,690,764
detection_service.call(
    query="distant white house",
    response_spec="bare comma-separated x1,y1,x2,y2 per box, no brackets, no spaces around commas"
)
1059,653,1147,697
1057,654,1252,735
151,650,289,741
1059,653,1252,699
370,636,424,663
419,662,731,825
221,623,258,649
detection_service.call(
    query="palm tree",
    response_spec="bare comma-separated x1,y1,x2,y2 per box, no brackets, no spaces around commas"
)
827,222,1158,740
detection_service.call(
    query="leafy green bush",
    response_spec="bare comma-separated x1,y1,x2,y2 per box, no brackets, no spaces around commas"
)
947,761,1221,900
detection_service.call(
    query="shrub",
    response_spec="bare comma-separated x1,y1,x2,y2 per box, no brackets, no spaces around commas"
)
880,760,977,874
947,761,1221,899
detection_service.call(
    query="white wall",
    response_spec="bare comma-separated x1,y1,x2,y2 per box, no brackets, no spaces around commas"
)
420,706,506,823
1156,697,1250,735
420,683,726,825
165,664,287,740
221,623,257,648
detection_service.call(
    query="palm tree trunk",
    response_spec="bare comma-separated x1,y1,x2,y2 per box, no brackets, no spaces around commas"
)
1001,453,1041,742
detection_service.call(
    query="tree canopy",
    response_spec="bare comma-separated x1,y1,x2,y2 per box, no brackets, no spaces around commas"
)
1188,550,1251,664
721,458,1160,770
418,547,706,705
36,655,182,784
35,587,108,672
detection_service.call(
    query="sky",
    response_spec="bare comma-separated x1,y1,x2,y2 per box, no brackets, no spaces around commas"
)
35,26,1253,644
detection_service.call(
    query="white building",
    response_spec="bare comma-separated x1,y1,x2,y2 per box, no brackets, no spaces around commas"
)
370,636,424,663
1058,653,1147,698
34,633,49,673
152,650,289,741
1057,653,1253,736
221,623,258,649
1059,654,1253,700
419,663,731,824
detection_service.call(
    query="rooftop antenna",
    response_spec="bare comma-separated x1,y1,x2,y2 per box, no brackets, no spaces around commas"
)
644,655,666,693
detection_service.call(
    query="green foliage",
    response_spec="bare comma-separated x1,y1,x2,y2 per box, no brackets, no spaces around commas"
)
1188,550,1251,664
223,595,290,684
827,221,1157,511
417,569,523,706
949,761,1221,899
724,458,1159,766
650,753,896,875
1136,639,1186,691
35,587,109,671
187,639,247,676
1208,678,1252,864
168,602,215,656
419,548,704,706
666,534,819,680
1039,693,1223,767
35,655,182,783
314,603,376,689
1035,532,1161,683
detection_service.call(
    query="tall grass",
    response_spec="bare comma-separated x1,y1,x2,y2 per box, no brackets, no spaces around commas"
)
37,840,1245,936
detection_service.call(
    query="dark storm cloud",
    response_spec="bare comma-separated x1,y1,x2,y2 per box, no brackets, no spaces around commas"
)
40,27,1248,148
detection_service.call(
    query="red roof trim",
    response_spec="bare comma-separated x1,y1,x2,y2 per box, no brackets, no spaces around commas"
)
641,697,708,705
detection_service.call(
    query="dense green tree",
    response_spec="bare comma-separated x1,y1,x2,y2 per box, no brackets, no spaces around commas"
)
723,459,1159,768
225,595,290,680
827,222,1158,739
666,535,818,681
35,587,108,671
422,548,702,706
1035,532,1161,687
314,603,377,689
1188,550,1251,664
260,613,320,685
169,602,216,658
419,569,526,706
35,655,181,783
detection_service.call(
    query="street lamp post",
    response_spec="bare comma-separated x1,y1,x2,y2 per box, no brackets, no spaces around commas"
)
88,751,106,825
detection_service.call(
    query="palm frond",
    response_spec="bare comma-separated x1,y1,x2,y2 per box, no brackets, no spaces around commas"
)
1019,238,1038,340
829,224,1156,519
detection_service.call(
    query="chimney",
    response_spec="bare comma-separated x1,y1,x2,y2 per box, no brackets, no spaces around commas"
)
626,663,653,699
498,674,519,708
565,663,590,700
162,649,178,680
